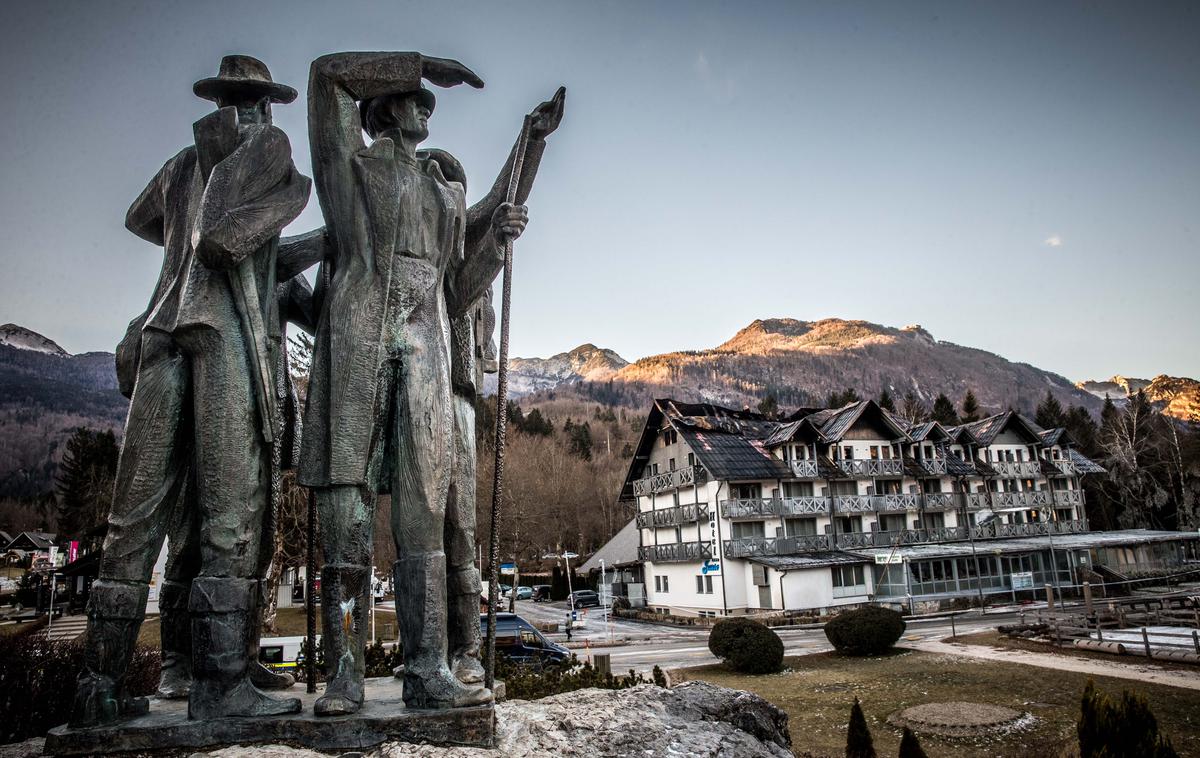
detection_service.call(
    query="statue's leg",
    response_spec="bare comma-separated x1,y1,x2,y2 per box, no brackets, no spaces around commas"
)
313,485,374,717
182,326,300,720
445,392,484,684
157,470,200,699
71,331,190,728
248,446,295,692
391,346,492,710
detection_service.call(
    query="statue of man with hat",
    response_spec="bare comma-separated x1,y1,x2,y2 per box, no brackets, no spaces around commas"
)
70,54,311,727
298,51,559,714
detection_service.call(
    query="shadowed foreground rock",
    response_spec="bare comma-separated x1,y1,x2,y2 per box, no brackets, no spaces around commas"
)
200,682,791,758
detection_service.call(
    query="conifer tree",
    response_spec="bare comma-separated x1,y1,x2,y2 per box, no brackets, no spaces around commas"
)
758,393,780,419
961,389,981,422
1078,680,1178,757
845,697,876,758
1036,390,1066,429
897,727,928,758
877,389,896,413
55,427,119,538
930,394,959,426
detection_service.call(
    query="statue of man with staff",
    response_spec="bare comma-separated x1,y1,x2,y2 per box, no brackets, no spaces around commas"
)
299,51,561,714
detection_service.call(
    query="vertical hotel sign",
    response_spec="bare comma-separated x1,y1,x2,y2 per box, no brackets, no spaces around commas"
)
704,517,721,575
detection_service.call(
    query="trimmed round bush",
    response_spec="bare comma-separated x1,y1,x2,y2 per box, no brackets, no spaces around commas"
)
707,617,784,674
824,605,906,655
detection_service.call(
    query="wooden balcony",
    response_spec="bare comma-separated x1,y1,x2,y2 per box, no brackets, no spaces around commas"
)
838,459,906,478
916,459,949,476
875,493,921,512
989,461,1044,477
720,496,829,519
833,495,875,513
922,493,957,510
717,519,1091,558
631,465,708,498
638,541,712,563
788,460,821,478
1051,460,1078,476
722,534,832,558
635,502,710,529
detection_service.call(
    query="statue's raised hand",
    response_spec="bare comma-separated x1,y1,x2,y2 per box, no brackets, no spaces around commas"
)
421,56,485,89
529,86,566,141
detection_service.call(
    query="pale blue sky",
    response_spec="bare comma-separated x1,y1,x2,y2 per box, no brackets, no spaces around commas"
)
1,1,1197,380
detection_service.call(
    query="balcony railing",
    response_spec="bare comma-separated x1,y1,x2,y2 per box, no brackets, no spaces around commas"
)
638,541,712,563
1055,490,1084,506
722,534,832,558
876,493,922,512
916,459,949,476
838,459,906,478
992,491,1055,509
922,493,957,510
635,502,710,529
989,461,1044,477
717,519,1091,558
833,495,875,513
1051,460,1079,476
788,460,821,478
720,497,830,519
632,465,708,497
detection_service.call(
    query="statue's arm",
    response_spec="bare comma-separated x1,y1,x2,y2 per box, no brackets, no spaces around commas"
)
277,227,331,281
464,135,547,248
192,125,312,270
465,87,564,246
446,238,504,318
280,274,318,336
125,155,176,246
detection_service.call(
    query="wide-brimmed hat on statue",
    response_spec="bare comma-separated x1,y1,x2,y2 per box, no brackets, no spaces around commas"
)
193,55,297,105
359,88,437,134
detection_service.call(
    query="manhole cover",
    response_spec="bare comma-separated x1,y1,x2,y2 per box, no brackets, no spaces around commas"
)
887,702,1028,737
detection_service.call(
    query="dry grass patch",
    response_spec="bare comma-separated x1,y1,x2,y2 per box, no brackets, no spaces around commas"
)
675,649,1200,757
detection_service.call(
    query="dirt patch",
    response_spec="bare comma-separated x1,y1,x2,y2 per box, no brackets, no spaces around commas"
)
887,701,1028,737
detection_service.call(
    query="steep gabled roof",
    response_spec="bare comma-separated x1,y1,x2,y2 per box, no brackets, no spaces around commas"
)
907,421,952,443
958,410,1045,446
579,518,640,572
1068,448,1107,474
677,426,792,481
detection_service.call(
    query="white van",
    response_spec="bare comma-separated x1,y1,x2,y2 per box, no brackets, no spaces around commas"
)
259,635,316,672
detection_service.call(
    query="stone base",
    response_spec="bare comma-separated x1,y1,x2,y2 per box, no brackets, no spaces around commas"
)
44,676,494,755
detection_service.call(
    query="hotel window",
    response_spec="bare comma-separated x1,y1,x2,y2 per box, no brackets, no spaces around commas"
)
687,452,695,467
654,576,661,592
784,517,817,536
832,565,866,592
731,521,766,539
783,481,813,497
731,483,762,499
668,457,676,471
695,575,714,594
843,446,855,459
870,446,879,460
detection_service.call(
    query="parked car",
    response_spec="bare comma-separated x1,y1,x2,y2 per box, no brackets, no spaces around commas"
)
531,585,553,602
482,613,569,665
568,589,601,608
504,585,533,601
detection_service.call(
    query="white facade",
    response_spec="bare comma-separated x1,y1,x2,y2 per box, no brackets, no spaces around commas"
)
624,400,1102,617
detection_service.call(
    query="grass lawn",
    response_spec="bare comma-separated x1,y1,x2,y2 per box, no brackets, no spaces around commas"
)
675,650,1200,758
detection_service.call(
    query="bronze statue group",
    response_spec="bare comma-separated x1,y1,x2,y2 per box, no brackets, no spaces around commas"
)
69,52,564,728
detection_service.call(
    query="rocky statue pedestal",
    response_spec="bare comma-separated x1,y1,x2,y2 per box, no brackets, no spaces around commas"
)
43,677,495,755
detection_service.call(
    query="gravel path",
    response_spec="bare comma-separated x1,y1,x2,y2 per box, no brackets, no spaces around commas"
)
905,637,1200,691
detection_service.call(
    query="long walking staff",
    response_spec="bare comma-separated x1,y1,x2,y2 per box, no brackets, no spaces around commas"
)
305,487,317,693
485,114,535,692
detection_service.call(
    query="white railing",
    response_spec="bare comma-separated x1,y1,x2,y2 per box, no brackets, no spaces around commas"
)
923,493,956,510
722,534,832,558
834,495,875,513
876,494,921,512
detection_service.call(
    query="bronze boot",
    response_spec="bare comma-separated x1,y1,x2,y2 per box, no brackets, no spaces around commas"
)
156,579,192,699
313,564,369,716
447,567,485,685
248,578,295,690
69,580,152,728
187,577,300,720
395,554,492,709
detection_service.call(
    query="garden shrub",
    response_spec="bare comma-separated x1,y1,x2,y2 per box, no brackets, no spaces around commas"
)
1078,680,1177,758
0,625,159,744
823,606,905,656
494,654,649,700
707,617,784,674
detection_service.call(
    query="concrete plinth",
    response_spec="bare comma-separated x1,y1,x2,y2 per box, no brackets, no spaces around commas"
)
44,676,494,755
